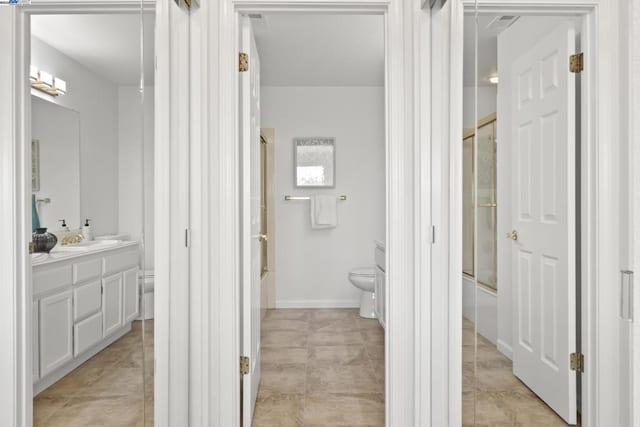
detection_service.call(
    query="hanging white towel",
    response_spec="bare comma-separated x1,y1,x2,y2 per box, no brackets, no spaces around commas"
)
310,195,337,229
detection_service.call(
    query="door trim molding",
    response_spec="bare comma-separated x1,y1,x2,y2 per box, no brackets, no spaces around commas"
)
191,0,429,424
435,0,627,425
0,2,183,426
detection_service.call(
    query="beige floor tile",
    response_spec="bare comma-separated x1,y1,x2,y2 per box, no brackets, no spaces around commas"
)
307,330,363,346
265,309,310,321
364,340,385,361
308,309,359,321
262,330,309,348
260,364,307,394
360,329,384,346
262,347,309,365
33,396,69,426
307,344,368,366
43,396,144,427
304,392,384,426
252,391,304,427
306,363,382,394
38,365,107,398
262,318,309,332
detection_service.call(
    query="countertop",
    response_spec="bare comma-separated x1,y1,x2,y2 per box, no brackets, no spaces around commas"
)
31,240,139,267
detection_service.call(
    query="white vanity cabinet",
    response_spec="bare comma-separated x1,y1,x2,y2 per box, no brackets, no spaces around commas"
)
374,241,386,329
32,242,139,395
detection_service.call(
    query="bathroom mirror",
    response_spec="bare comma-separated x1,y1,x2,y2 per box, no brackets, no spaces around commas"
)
294,137,335,187
31,96,81,230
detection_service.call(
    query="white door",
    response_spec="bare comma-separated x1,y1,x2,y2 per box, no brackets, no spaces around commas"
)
39,290,73,377
510,21,577,424
102,273,123,337
240,15,262,426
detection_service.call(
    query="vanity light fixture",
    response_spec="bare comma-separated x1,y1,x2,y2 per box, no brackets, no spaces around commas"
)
30,66,67,96
488,75,499,85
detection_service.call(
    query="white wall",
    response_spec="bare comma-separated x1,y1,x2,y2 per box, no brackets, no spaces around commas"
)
118,86,155,269
31,37,119,235
31,97,80,231
262,86,385,308
462,86,496,130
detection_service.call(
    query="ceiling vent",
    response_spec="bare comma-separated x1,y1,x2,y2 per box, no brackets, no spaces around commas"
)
485,15,519,33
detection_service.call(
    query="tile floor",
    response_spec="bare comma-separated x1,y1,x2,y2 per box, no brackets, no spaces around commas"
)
34,320,154,427
462,318,573,426
253,308,385,427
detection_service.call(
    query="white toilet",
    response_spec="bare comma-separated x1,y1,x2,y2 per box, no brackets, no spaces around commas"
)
348,267,377,319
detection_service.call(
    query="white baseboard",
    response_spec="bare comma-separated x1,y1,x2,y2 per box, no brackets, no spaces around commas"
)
497,339,513,360
275,299,360,309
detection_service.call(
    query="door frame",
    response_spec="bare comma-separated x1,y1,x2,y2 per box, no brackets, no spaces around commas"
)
0,1,189,426
433,0,629,425
190,0,431,425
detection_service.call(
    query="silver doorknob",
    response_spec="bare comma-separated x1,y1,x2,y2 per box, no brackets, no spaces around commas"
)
506,230,518,241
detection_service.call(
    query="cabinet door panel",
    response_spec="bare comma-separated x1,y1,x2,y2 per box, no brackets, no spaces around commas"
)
74,311,103,356
102,274,123,337
123,267,139,323
33,300,39,382
74,280,102,321
40,290,73,377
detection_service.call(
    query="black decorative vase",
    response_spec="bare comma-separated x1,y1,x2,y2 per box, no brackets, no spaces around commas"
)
32,227,57,253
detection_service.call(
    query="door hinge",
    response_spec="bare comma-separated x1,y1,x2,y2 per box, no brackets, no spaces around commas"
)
239,52,249,72
570,352,584,373
240,356,250,375
185,228,191,248
569,53,584,73
431,225,436,244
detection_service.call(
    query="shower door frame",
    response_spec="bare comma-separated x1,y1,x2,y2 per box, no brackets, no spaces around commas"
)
432,0,631,425
0,1,186,426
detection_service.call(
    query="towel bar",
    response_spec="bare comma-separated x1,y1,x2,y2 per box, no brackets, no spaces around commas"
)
284,195,347,201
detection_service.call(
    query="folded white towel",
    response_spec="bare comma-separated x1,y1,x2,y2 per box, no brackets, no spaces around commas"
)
310,195,337,229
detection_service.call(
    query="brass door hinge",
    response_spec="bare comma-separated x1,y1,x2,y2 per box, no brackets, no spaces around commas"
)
240,356,250,375
570,53,584,73
239,53,249,72
570,352,584,372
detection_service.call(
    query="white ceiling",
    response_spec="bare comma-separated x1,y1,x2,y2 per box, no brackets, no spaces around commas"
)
463,14,504,87
31,14,155,85
252,14,384,86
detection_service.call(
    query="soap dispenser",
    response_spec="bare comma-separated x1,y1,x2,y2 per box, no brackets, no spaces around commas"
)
82,219,93,241
59,219,69,232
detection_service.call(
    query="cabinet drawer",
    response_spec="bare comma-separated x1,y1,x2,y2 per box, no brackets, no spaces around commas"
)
73,258,102,284
374,246,385,272
33,265,72,296
73,280,102,321
74,311,103,356
103,250,138,276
